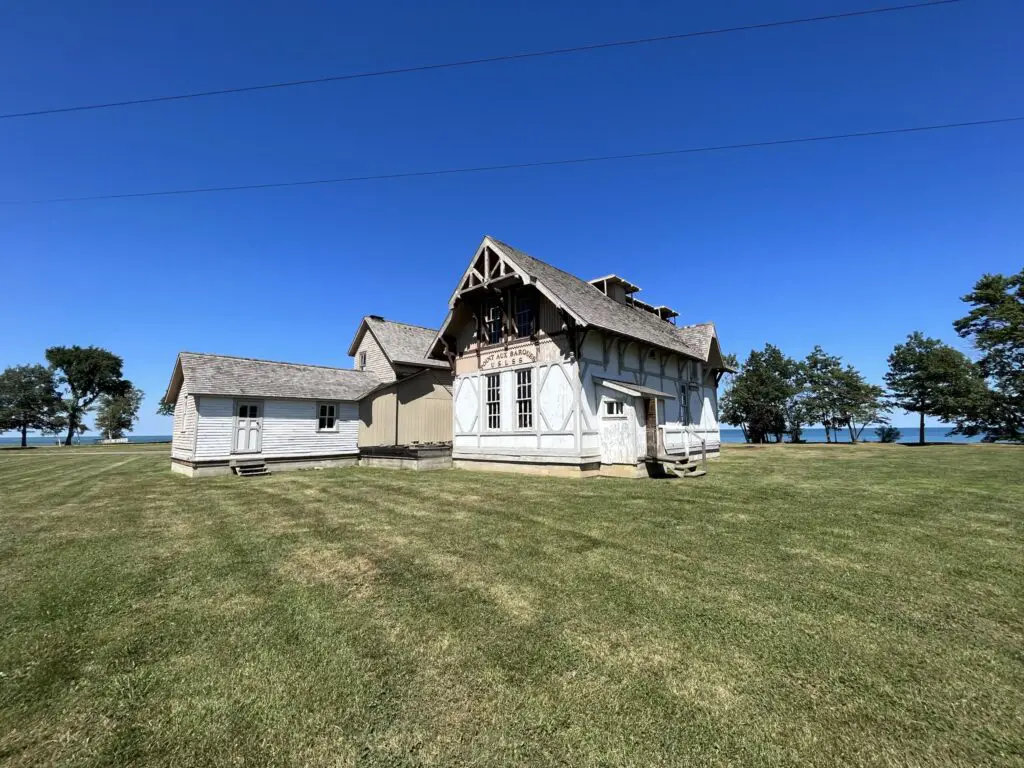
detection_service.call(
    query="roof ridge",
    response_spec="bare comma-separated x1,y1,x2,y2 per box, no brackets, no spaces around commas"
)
180,351,371,373
366,317,439,333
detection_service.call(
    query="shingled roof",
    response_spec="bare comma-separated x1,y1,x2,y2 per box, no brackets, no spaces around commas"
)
486,238,719,363
164,352,382,404
347,317,449,369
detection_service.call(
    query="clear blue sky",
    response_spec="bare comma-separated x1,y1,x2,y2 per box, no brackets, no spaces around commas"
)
1,0,1021,435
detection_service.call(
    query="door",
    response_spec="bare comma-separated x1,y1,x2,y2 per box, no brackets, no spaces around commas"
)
644,397,658,458
234,401,262,453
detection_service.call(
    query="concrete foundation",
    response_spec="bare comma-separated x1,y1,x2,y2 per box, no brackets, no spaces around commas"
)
171,454,359,478
358,444,452,471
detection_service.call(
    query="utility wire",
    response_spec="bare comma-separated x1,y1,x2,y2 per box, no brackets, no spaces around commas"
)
0,0,961,121
5,116,1019,205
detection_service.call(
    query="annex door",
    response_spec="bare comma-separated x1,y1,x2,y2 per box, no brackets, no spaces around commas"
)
644,397,658,458
234,401,262,453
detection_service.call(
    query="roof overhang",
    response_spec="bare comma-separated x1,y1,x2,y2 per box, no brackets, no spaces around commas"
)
596,377,676,400
163,354,185,406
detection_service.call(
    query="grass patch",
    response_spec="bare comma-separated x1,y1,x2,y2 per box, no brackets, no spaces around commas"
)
1,444,1021,766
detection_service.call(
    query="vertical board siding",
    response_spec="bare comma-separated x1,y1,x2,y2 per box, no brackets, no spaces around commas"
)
355,331,396,382
359,371,454,447
359,390,398,446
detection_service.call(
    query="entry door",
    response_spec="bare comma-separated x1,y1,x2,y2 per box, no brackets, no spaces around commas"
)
234,401,262,453
644,398,658,458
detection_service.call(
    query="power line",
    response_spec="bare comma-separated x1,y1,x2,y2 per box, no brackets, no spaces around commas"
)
1,0,961,121
5,116,1019,205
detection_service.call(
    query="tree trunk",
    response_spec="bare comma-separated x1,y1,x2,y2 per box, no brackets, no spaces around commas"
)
64,417,75,446
21,424,28,448
919,411,925,445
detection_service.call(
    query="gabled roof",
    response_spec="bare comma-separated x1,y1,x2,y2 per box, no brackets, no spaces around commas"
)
347,316,449,370
473,237,722,363
164,352,382,405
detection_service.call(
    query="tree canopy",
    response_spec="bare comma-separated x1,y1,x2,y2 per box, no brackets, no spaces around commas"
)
952,269,1024,442
0,365,62,447
884,332,985,445
46,346,132,446
95,385,145,440
720,344,801,443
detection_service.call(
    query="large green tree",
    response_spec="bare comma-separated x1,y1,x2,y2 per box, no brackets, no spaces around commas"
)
952,269,1024,442
0,365,62,447
720,344,801,443
95,385,145,440
884,332,985,445
46,346,132,446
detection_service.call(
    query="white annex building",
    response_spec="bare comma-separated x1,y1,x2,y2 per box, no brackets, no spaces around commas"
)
431,236,732,477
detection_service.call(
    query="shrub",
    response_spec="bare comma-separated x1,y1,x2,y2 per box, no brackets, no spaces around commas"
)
875,426,902,443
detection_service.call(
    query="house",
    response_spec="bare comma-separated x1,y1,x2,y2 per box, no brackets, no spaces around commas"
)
165,352,381,477
431,236,732,477
347,316,454,451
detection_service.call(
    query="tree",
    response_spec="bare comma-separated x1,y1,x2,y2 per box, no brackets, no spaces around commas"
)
875,425,901,443
46,346,132,446
952,269,1024,442
156,399,175,417
721,344,801,443
801,346,844,442
95,386,145,440
0,365,62,447
833,366,889,443
884,332,986,445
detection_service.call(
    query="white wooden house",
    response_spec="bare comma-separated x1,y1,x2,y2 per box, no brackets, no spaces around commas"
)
431,236,732,477
165,353,381,477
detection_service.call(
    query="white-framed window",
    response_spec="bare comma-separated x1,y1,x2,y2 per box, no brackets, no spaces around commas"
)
317,403,337,431
516,369,533,429
358,351,367,370
486,373,501,430
604,400,624,417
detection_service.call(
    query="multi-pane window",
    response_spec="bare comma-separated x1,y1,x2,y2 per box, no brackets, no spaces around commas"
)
486,373,501,430
483,301,503,344
516,369,533,429
317,403,336,431
605,400,624,417
512,293,536,338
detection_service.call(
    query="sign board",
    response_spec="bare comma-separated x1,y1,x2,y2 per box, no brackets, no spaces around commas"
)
480,348,538,370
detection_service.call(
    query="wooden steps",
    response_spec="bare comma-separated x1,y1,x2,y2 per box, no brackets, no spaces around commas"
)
652,455,707,479
233,461,270,477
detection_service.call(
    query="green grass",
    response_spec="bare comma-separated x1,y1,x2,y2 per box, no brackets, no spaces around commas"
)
1,444,1021,767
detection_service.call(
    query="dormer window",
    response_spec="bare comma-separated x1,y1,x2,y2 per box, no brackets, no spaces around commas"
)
512,293,536,338
483,301,503,344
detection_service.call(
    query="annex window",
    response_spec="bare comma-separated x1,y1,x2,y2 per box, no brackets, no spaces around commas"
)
317,403,337,431
604,400,624,417
516,369,533,429
512,293,536,338
486,373,501,430
358,351,367,370
483,301,503,344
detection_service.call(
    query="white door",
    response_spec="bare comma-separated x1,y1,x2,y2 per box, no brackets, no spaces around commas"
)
234,401,262,453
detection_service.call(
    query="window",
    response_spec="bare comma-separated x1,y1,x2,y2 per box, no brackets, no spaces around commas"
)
483,301,503,344
605,400,624,417
238,404,258,419
512,293,536,338
486,373,501,430
516,369,533,429
358,351,367,370
317,403,337,431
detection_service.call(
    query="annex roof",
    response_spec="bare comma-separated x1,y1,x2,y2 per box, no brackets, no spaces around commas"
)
347,316,449,369
164,352,382,405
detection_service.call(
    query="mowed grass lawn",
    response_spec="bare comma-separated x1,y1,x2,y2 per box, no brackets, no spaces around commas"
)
1,445,1021,767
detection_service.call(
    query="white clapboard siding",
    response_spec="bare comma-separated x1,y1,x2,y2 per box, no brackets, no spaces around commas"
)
354,332,395,382
172,384,197,460
193,397,359,460
261,400,358,457
194,397,235,459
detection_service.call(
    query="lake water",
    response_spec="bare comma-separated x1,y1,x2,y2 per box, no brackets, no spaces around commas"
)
0,434,172,447
720,427,982,444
